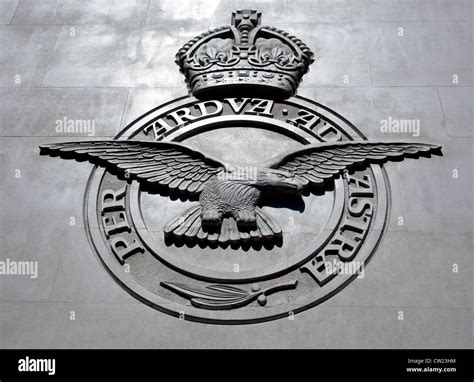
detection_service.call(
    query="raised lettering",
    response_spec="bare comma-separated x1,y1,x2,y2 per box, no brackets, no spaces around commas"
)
287,109,320,129
101,186,127,215
225,98,251,113
245,99,274,117
102,212,131,239
111,237,144,264
347,173,374,197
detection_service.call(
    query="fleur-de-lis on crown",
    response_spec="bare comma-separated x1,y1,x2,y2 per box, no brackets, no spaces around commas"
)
259,45,291,66
199,46,229,65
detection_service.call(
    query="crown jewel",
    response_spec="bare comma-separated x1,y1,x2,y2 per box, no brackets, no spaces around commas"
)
176,9,314,99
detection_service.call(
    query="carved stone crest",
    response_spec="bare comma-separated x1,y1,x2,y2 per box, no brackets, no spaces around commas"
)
39,10,442,323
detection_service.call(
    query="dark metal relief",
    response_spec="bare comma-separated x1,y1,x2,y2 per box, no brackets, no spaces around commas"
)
175,9,314,98
39,9,442,324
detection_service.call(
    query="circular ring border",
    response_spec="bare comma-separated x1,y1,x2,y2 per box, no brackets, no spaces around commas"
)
83,95,390,325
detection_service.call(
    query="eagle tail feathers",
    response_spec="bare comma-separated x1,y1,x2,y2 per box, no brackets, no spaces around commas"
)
164,206,282,247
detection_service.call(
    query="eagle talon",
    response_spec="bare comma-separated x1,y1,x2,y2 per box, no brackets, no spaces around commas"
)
235,210,257,228
201,209,222,227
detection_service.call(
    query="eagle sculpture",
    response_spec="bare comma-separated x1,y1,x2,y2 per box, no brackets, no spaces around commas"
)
39,140,441,246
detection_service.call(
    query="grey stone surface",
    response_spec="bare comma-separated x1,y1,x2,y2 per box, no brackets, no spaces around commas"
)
393,138,472,234
438,87,473,138
0,137,94,229
0,0,472,348
41,24,190,87
49,228,136,303
206,0,287,28
366,20,473,86
0,0,19,24
0,225,64,302
293,22,372,87
0,88,128,137
326,231,473,309
0,25,59,87
1,302,470,348
12,0,150,25
120,87,185,128
310,87,448,139
287,0,472,22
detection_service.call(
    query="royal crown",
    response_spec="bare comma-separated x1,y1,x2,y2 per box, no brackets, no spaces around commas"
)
175,9,314,99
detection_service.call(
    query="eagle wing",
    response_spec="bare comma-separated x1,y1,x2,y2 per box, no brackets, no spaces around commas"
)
262,141,442,187
39,140,227,196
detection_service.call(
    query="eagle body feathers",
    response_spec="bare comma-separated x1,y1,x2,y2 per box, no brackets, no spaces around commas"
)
199,176,261,225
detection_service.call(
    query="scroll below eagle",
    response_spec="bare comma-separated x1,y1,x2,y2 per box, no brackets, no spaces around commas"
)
40,140,441,246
